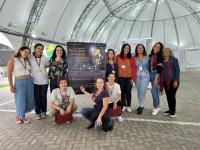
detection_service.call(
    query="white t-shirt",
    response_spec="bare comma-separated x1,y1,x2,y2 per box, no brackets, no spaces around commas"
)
51,87,76,105
106,82,121,104
29,54,49,84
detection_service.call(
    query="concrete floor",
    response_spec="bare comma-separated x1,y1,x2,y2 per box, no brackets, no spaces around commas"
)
0,71,200,150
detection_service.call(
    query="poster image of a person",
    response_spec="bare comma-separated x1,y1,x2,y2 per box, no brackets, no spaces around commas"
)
90,47,103,71
92,48,101,65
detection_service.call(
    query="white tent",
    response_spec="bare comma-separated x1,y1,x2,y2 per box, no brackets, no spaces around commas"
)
0,0,200,69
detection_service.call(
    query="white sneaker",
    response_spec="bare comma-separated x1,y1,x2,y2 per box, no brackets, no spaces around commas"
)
117,116,123,122
122,107,126,112
152,108,159,115
36,114,42,120
127,107,132,112
152,107,161,112
41,112,47,118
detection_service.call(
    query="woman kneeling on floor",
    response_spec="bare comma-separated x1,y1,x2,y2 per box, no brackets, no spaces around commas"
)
50,77,77,124
106,73,123,122
80,77,113,132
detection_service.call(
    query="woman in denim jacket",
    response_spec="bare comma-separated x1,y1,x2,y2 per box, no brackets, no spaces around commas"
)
160,48,180,118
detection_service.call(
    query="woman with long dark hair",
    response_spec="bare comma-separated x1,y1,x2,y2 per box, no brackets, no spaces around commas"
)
134,44,150,114
105,49,118,82
149,42,164,115
116,43,136,112
7,46,35,124
160,48,180,118
48,45,68,93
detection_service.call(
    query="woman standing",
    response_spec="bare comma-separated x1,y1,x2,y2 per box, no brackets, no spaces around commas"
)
30,43,49,120
160,48,180,118
105,49,118,82
134,44,150,115
80,77,113,131
116,43,136,112
48,45,68,93
7,46,35,124
149,42,164,115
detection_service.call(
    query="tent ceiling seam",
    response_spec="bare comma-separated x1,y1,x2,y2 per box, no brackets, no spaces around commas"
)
165,0,180,49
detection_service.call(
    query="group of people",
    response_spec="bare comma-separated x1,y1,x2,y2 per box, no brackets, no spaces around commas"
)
7,43,69,123
105,42,180,118
7,41,180,132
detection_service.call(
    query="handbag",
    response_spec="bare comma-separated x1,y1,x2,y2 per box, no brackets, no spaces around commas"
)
108,106,122,117
55,112,73,124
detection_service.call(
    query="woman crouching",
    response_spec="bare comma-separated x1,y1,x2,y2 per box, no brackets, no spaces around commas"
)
50,77,77,124
80,77,113,132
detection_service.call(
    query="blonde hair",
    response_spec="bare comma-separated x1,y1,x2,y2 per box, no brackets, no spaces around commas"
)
163,48,173,61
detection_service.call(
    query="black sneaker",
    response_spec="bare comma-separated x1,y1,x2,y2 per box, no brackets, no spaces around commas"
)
86,123,95,129
137,107,144,111
137,107,144,115
169,112,176,118
163,110,171,115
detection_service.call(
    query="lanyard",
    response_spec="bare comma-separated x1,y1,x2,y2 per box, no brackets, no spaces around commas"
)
59,89,67,102
34,57,41,67
18,58,27,70
92,89,103,101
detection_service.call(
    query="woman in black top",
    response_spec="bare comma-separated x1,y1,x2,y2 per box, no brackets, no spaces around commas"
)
105,49,118,82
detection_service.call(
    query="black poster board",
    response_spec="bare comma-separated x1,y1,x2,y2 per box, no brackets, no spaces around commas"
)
67,42,106,93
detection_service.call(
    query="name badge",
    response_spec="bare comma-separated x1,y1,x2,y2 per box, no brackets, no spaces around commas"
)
121,65,126,69
112,70,115,74
139,66,143,72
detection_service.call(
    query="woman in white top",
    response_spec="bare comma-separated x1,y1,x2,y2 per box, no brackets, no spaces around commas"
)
29,43,49,120
50,77,77,124
106,73,123,122
7,46,35,124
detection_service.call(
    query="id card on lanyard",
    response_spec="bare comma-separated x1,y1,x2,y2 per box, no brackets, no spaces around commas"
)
139,66,143,72
121,65,126,69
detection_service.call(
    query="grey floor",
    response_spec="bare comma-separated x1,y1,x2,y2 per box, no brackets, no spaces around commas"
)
0,71,200,150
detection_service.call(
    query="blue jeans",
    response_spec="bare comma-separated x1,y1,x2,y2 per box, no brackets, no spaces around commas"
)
14,77,35,118
150,70,160,108
81,107,96,124
80,107,106,131
135,73,150,107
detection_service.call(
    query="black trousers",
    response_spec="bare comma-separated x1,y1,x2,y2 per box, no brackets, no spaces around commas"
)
108,101,122,109
34,84,48,114
118,77,132,107
50,78,59,93
163,81,179,113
